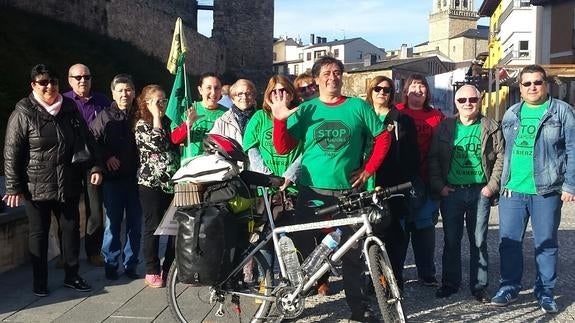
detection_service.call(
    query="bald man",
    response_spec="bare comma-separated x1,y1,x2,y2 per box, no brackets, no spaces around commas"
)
63,63,111,267
428,84,504,303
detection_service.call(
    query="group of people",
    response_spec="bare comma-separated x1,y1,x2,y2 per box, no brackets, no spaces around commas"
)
3,58,574,321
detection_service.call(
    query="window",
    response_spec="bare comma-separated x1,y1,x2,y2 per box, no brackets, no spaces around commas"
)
519,40,529,57
519,0,530,7
273,52,277,61
334,48,340,58
453,45,456,53
298,53,303,60
314,50,325,59
306,52,312,61
294,64,300,76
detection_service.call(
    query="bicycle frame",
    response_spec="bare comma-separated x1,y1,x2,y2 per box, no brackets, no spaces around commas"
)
215,187,399,305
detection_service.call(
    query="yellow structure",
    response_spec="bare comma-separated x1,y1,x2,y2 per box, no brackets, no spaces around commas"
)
479,0,508,121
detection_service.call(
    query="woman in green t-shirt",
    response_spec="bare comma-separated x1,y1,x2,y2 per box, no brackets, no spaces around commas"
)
244,75,302,191
170,73,227,166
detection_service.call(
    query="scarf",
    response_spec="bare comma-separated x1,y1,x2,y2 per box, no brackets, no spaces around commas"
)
33,92,63,116
230,104,255,133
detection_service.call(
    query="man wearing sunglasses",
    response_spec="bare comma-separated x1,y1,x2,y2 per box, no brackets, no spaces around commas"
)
491,65,575,313
63,64,111,267
428,84,504,303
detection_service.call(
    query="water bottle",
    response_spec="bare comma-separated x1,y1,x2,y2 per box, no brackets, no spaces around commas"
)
278,234,302,285
300,229,342,277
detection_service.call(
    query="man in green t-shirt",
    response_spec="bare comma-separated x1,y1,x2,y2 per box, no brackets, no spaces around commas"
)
428,85,504,303
491,65,575,314
270,56,391,322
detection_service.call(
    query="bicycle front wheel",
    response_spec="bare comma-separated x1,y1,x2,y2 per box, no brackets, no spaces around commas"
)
367,243,405,323
166,252,274,323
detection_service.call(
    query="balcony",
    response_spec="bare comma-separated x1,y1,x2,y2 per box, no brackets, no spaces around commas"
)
501,50,531,64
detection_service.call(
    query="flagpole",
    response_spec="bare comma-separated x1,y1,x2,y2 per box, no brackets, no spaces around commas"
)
183,61,191,147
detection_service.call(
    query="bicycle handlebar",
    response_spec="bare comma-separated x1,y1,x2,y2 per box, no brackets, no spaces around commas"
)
314,182,412,217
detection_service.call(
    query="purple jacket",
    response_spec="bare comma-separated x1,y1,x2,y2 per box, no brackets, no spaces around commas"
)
63,90,111,125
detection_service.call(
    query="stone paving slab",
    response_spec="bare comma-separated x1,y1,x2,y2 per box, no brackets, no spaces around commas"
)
1,204,574,322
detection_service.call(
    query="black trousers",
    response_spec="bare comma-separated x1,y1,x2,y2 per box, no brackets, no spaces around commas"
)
139,185,175,275
375,216,408,290
82,170,104,257
293,186,369,313
25,197,81,288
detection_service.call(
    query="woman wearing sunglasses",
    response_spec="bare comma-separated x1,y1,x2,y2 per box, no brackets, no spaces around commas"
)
4,64,102,296
134,85,180,288
364,75,419,291
293,72,318,102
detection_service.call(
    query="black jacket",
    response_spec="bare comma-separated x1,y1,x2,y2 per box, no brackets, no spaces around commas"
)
4,94,100,201
374,107,420,220
89,102,139,181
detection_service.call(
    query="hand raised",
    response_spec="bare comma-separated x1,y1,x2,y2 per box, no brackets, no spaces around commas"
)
186,106,201,126
268,90,297,121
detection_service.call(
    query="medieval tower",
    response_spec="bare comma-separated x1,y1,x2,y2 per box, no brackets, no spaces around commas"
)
426,0,481,60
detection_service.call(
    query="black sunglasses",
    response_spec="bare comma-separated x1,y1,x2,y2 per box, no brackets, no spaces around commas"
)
373,86,392,94
298,84,316,93
34,79,59,86
520,80,545,87
456,97,479,104
69,75,92,81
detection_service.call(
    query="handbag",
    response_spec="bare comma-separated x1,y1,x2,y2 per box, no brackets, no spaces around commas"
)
71,116,92,164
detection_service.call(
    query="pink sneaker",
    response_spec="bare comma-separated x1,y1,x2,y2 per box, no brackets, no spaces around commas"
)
145,274,164,288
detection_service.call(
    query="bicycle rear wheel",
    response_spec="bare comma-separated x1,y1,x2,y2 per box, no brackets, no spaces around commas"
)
367,243,405,323
166,252,274,322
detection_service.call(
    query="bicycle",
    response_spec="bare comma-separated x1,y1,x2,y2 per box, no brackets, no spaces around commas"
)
166,178,412,322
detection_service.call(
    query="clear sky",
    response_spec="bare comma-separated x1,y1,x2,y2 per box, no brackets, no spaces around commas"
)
197,1,488,50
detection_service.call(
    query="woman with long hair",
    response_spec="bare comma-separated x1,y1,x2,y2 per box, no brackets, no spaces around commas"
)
134,85,180,288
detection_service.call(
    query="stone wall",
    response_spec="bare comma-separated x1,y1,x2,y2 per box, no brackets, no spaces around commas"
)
212,0,274,93
3,0,273,86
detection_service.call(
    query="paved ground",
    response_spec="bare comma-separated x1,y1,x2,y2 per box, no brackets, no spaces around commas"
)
1,203,574,322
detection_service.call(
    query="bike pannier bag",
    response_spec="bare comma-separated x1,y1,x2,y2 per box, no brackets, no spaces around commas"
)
174,204,236,285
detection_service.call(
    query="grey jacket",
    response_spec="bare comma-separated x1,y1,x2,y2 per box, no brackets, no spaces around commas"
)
428,114,504,200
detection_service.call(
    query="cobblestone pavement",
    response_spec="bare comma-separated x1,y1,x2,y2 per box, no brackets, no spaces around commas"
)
293,203,575,322
1,203,573,322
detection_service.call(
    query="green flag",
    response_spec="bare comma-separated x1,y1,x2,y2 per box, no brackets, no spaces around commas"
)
165,55,191,131
165,17,194,165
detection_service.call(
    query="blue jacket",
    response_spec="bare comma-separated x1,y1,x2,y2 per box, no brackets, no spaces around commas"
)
501,97,575,195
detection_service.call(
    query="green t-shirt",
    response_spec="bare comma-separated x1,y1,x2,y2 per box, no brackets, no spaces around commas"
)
447,121,486,185
506,101,549,194
287,97,385,189
366,113,387,191
243,109,303,177
181,102,227,165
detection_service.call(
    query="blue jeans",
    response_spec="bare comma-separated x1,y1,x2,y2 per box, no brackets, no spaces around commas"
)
440,185,491,290
498,190,562,298
102,180,142,270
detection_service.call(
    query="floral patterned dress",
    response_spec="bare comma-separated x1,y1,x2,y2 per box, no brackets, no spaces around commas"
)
135,117,180,193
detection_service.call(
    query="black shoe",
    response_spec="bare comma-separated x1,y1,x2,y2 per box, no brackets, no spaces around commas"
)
472,288,490,303
420,276,439,287
124,268,140,279
350,307,377,322
435,286,458,298
105,267,119,280
64,276,92,292
33,286,50,297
